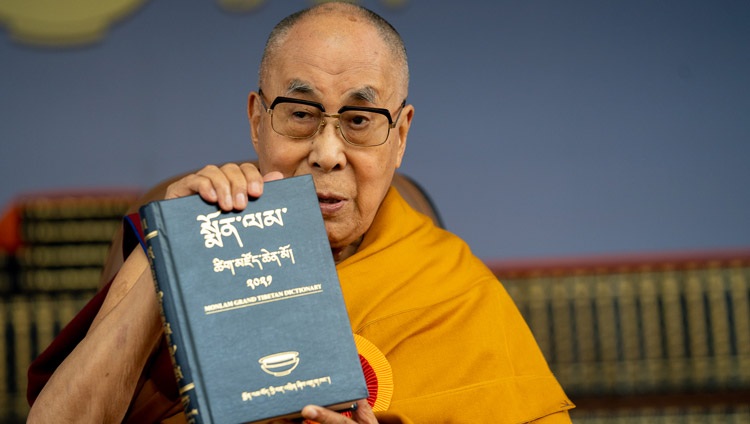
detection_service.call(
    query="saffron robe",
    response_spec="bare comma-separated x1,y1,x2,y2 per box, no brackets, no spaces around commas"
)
28,187,573,423
339,187,573,423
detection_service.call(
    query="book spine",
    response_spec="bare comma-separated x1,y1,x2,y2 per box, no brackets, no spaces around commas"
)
0,298,8,413
572,275,596,395
684,269,709,389
706,266,731,390
525,277,552,360
55,292,91,334
729,266,750,388
0,270,11,294
0,252,13,294
21,219,121,244
18,268,102,292
497,262,750,402
21,195,135,220
637,272,664,391
140,204,206,424
660,270,686,391
593,274,617,394
614,272,640,394
17,243,111,268
550,278,574,391
10,296,31,418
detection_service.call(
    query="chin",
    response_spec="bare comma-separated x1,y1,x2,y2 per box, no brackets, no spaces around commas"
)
326,228,360,250
327,235,352,249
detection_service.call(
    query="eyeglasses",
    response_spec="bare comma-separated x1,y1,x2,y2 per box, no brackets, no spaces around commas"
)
258,89,406,147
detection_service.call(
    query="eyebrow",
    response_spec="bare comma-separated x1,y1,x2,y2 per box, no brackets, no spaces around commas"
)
348,86,378,104
285,79,314,96
284,80,380,105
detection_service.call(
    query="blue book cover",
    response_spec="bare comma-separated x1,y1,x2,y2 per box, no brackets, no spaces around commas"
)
140,175,367,423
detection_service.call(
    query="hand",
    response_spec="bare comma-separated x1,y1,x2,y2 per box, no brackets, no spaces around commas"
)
301,399,378,424
165,162,283,211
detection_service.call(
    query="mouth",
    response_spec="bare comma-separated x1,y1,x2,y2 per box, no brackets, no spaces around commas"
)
317,192,344,203
317,193,346,214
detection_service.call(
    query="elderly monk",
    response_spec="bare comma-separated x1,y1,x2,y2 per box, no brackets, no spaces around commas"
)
27,3,573,423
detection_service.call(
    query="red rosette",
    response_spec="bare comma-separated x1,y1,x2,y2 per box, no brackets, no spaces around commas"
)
353,334,393,412
306,334,392,423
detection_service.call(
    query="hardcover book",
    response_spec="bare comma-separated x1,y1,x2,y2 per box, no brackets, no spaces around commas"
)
140,175,367,423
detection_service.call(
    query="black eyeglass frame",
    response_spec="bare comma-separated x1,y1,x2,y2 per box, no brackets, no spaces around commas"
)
258,89,406,147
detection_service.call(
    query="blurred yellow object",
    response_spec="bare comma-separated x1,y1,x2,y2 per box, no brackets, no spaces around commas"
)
0,0,148,47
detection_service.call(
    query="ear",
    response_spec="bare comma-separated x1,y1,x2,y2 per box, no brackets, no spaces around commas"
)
394,104,414,169
247,91,263,153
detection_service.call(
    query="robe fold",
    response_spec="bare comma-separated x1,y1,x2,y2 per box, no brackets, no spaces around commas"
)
339,187,573,423
27,186,573,423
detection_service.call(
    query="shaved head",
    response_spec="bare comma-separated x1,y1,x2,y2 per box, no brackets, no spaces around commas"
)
259,2,409,97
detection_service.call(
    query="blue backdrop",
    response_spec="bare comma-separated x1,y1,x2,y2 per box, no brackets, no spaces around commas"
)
1,0,748,260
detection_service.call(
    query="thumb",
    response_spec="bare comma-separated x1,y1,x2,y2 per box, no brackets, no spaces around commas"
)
263,171,284,182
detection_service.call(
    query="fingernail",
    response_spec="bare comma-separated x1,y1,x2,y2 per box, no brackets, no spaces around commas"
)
235,193,247,208
250,181,261,195
209,189,217,201
302,405,318,419
224,194,233,208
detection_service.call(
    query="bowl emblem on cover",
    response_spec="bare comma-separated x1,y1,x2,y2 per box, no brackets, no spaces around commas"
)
258,351,300,377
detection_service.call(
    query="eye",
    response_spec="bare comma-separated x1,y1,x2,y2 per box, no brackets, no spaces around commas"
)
291,110,312,119
351,115,369,126
276,103,320,122
341,112,373,130
289,108,317,121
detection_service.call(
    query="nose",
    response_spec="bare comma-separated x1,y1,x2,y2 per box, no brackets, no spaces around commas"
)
308,116,347,172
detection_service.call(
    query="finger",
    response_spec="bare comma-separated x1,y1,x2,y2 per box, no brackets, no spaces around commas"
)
350,399,377,423
220,163,253,210
301,405,352,424
239,162,264,198
165,165,236,211
300,401,377,424
164,166,226,204
263,171,284,183
164,174,214,201
197,164,236,211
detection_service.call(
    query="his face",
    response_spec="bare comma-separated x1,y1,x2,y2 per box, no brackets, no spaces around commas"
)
248,14,414,250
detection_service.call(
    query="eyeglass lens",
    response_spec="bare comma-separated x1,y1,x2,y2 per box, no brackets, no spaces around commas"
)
271,102,391,146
